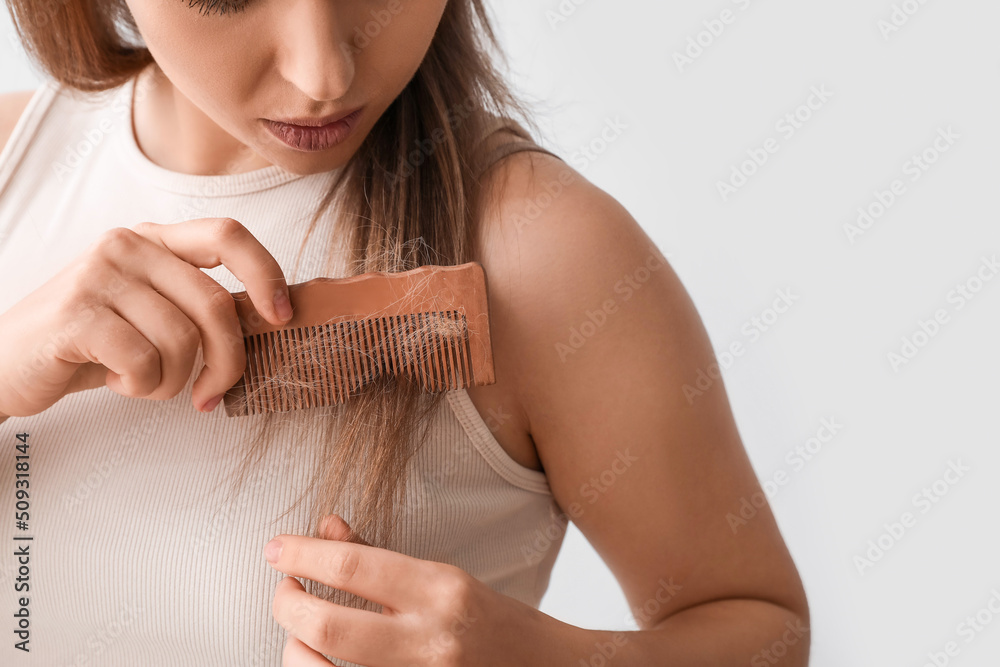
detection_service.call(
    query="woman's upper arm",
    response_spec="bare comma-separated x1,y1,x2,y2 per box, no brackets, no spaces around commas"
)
476,151,809,628
0,89,37,155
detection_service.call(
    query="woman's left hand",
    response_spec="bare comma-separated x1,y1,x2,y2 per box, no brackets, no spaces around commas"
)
265,515,572,666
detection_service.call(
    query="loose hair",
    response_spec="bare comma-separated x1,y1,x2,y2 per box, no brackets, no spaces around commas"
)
6,0,556,603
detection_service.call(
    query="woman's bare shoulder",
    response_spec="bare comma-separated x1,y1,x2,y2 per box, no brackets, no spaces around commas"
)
0,89,37,155
473,147,662,332
465,148,641,471
471,144,677,431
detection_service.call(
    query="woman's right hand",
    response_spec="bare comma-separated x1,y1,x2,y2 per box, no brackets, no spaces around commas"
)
0,217,293,418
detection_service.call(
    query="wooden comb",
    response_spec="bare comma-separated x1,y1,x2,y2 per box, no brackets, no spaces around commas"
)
222,261,495,417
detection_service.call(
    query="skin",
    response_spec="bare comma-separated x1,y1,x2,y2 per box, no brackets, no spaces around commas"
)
0,0,811,663
123,0,448,176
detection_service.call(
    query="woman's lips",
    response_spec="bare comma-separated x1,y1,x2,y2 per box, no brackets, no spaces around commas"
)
264,107,364,152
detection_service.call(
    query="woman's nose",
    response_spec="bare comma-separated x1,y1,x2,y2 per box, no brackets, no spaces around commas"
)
275,0,356,102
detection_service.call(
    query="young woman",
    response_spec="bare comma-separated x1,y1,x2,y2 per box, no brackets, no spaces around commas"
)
0,1,809,665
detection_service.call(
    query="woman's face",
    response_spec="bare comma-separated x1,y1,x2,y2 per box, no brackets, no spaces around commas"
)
123,0,448,175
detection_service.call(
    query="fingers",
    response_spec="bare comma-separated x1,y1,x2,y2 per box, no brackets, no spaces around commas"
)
0,217,293,418
274,576,397,667
63,254,237,407
283,635,335,667
64,218,289,411
63,362,112,395
68,291,200,401
128,219,289,408
267,536,427,611
99,286,201,401
68,303,162,398
131,247,247,408
132,218,293,326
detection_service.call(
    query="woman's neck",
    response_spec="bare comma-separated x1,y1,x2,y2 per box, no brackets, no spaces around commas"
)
131,64,274,176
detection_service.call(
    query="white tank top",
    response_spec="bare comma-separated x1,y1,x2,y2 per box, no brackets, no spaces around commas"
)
0,69,567,666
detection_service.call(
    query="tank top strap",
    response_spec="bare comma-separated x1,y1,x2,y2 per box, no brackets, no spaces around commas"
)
475,115,562,179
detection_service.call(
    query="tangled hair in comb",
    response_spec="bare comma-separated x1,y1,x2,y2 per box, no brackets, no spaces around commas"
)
223,261,493,416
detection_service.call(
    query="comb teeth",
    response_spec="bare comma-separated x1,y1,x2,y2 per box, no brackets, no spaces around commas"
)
222,262,494,417
235,311,475,416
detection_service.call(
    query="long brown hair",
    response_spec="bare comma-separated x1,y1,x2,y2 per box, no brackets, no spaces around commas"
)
6,0,553,565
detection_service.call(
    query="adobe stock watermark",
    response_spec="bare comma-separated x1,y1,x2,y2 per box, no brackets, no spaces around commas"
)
415,609,477,664
554,244,670,363
277,596,475,663
622,577,684,630
190,452,297,553
726,417,844,534
887,254,998,373
409,400,514,512
596,578,684,666
716,85,833,202
388,95,477,186
919,588,1000,667
5,0,73,67
569,116,628,173
51,70,158,182
340,0,405,57
55,601,144,667
15,274,129,386
576,633,628,667
853,458,970,576
174,142,263,223
545,0,593,30
672,0,761,73
248,631,287,667
750,618,811,667
507,117,625,234
683,287,799,404
843,125,959,245
61,402,172,513
511,166,582,233
877,0,934,41
521,449,639,565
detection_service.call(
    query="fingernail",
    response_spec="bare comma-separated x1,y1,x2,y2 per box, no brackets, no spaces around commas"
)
200,394,224,412
273,291,292,321
264,538,282,563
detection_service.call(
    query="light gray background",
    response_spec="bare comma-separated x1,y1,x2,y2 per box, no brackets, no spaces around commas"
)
4,2,999,665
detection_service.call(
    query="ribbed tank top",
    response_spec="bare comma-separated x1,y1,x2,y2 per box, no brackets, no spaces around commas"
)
0,68,567,666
